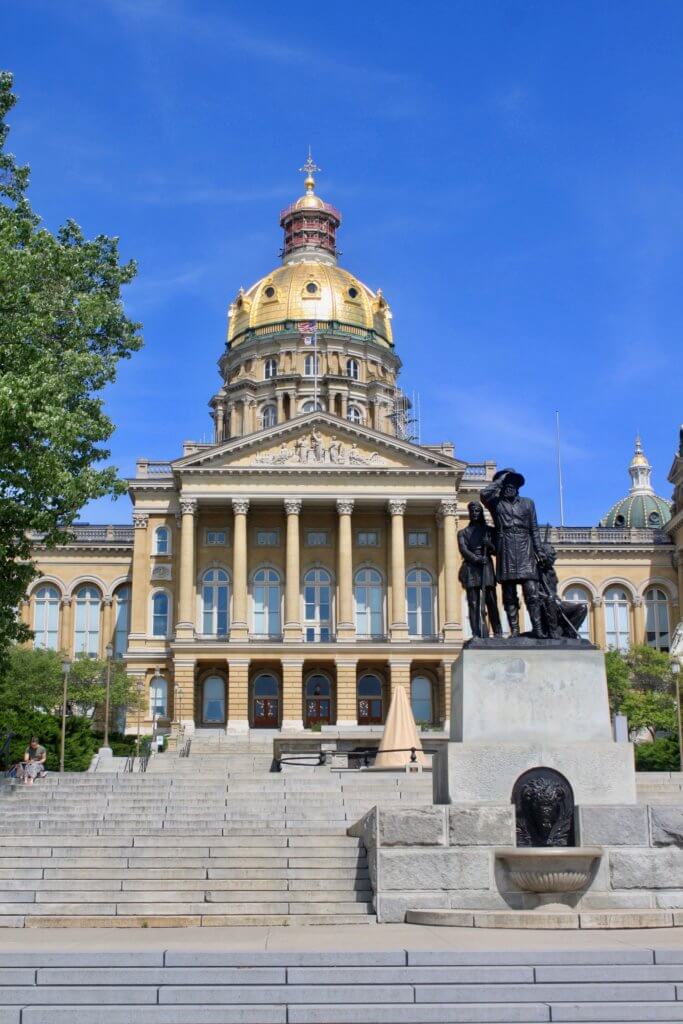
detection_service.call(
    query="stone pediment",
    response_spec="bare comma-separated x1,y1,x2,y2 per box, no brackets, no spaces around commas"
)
173,414,464,475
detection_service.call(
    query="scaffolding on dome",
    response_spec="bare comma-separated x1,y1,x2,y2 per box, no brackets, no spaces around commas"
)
389,389,420,444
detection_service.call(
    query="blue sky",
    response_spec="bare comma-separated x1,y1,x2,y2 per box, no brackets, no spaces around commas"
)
5,0,682,525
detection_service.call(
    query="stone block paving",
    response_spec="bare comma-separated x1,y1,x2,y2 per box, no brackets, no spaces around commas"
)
0,948,682,1022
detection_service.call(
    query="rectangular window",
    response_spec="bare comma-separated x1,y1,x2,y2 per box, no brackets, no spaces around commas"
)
205,529,227,546
407,530,430,548
256,529,280,547
306,530,329,547
356,530,379,547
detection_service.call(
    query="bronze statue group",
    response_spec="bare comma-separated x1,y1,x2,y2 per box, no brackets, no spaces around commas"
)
457,468,588,641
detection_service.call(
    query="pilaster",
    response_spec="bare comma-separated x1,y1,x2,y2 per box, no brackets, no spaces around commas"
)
128,511,149,645
59,596,72,656
592,597,606,649
227,658,249,733
172,658,196,732
336,658,358,727
176,498,197,640
388,659,411,704
101,597,113,656
282,660,304,730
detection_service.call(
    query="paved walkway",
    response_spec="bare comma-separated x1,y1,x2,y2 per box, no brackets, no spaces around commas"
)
4,922,683,953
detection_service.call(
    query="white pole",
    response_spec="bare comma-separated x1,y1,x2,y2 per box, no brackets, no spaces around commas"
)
555,410,565,527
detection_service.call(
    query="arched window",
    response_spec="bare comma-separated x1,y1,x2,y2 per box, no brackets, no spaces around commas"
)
252,567,281,637
563,585,592,641
33,585,60,650
151,591,170,637
74,585,101,656
304,354,320,377
264,358,278,380
604,586,631,651
411,675,434,725
347,406,363,424
346,358,359,380
149,676,168,717
154,526,170,555
202,568,230,636
253,672,279,728
305,672,332,727
406,569,434,638
302,399,324,413
357,673,383,725
261,405,277,429
645,587,670,651
113,585,131,658
303,567,332,642
354,568,384,637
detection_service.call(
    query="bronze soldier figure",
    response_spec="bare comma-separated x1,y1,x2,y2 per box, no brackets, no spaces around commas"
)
537,541,588,640
480,468,546,639
457,501,502,638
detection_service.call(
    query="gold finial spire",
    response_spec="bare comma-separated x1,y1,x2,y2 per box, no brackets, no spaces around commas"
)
299,146,320,194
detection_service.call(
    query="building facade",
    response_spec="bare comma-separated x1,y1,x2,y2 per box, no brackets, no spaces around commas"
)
21,163,682,735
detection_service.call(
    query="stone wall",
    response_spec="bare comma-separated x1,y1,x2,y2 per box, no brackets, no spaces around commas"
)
349,803,683,923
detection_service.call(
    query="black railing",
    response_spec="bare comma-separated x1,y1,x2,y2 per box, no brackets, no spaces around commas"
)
123,756,134,773
179,737,192,758
272,746,436,772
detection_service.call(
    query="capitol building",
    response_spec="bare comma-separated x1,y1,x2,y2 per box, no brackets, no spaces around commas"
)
22,162,683,737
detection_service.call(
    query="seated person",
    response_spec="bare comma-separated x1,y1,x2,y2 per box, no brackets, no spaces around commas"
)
19,737,47,785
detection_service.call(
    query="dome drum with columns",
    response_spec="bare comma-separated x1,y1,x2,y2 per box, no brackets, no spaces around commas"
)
20,157,683,740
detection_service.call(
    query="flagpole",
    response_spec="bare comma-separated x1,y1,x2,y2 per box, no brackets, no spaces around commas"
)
313,324,318,410
555,410,565,527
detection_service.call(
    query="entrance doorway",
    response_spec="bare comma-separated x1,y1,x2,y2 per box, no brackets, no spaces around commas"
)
201,674,226,725
304,672,333,728
253,673,280,728
357,673,384,725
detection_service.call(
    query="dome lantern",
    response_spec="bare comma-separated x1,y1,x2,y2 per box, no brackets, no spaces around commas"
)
600,434,672,529
279,149,341,265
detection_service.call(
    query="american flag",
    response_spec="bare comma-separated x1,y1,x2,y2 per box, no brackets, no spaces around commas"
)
299,321,317,343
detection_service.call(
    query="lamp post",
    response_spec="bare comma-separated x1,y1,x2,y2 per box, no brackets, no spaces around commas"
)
59,657,71,773
135,677,144,762
672,661,682,774
103,642,113,751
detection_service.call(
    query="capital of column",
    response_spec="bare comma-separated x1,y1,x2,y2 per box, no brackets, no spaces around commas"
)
634,596,644,608
284,498,302,516
133,512,149,529
232,498,250,516
179,498,197,517
387,498,407,516
336,498,355,516
61,596,72,607
102,597,113,608
593,596,604,607
438,498,459,519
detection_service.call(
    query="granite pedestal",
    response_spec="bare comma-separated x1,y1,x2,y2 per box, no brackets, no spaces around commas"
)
433,645,636,806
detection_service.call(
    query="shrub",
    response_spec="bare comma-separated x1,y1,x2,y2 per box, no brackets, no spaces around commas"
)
635,738,680,773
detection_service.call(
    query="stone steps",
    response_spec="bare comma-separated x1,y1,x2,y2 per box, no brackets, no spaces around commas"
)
0,947,680,1021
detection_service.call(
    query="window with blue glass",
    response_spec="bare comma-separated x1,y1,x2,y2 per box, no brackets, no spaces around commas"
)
151,591,169,637
303,567,332,642
354,568,384,637
202,568,230,635
252,568,281,637
406,568,434,637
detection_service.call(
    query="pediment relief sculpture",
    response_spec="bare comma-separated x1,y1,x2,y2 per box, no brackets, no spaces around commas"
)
252,430,387,467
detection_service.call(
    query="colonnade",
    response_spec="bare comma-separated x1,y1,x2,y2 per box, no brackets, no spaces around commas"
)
173,495,461,642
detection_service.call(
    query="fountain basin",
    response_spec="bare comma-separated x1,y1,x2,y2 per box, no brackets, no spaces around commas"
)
496,847,603,894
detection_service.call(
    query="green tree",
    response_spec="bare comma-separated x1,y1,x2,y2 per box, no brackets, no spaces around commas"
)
605,644,678,741
0,72,142,668
0,645,63,716
68,655,141,719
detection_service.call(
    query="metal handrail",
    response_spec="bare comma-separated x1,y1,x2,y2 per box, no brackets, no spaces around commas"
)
139,756,149,774
123,756,134,773
179,737,192,758
272,746,437,772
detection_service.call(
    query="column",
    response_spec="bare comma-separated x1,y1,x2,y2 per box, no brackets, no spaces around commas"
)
215,402,225,442
388,659,411,705
388,498,408,640
337,498,355,641
231,498,250,641
340,392,348,420
336,658,358,727
102,597,113,655
128,511,149,645
59,596,72,655
440,659,455,734
276,391,285,423
173,657,196,732
230,403,240,437
176,498,197,639
226,658,249,733
284,499,302,642
592,596,606,649
282,660,304,730
439,498,461,641
632,596,644,646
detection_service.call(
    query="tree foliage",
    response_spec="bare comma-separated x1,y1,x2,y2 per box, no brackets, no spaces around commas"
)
605,645,678,742
0,72,142,667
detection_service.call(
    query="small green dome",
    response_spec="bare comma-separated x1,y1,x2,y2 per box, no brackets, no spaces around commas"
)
600,435,672,529
600,492,672,529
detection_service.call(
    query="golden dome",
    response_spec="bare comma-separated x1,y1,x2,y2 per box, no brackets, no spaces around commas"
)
227,261,394,347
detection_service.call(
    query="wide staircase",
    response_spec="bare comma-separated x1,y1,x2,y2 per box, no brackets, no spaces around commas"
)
0,733,432,927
